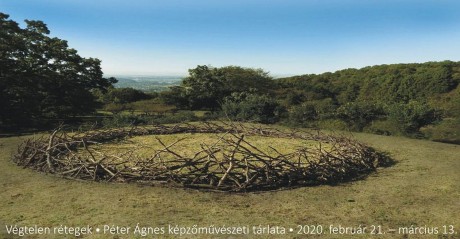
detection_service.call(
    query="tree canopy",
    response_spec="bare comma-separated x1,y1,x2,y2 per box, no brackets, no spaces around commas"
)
277,61,459,105
0,13,116,128
177,65,273,110
276,61,460,137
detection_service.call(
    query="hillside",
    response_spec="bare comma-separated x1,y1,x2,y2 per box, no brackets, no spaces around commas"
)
275,61,460,143
277,61,460,104
94,62,460,144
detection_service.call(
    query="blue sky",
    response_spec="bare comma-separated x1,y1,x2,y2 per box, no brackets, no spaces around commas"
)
2,0,460,76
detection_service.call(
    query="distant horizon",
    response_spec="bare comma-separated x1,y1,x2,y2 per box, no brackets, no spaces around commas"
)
109,75,186,78
106,59,457,78
3,0,460,76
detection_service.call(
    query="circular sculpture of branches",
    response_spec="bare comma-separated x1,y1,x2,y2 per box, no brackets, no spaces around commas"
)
13,122,392,192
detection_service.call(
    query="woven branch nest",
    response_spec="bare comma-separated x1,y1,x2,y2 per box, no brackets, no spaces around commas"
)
13,122,392,192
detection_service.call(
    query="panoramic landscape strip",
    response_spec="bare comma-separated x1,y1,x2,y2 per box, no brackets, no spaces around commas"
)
1,1,459,238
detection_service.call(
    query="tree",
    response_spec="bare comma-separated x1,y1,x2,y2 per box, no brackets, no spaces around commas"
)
336,101,385,131
181,65,273,110
159,86,189,109
221,92,283,124
0,13,116,128
386,101,439,135
288,103,318,126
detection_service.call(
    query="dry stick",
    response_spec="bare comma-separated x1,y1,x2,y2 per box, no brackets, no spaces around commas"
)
243,156,250,183
197,145,222,185
45,129,60,171
231,133,273,160
73,165,84,178
233,143,271,167
203,147,225,186
267,145,287,158
154,137,201,179
81,140,116,179
154,137,186,158
147,137,187,175
14,122,381,191
227,174,242,188
23,151,38,168
217,134,244,187
60,166,81,175
15,140,29,162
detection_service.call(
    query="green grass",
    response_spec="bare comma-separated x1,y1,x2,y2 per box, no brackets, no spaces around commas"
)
0,130,459,238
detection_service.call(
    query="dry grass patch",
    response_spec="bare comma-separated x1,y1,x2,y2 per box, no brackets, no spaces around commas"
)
95,133,325,161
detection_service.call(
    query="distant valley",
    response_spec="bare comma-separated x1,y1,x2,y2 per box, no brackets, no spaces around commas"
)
112,76,183,92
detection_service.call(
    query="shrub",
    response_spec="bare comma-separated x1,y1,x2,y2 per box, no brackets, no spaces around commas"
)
386,101,440,135
101,88,152,104
364,120,399,136
288,103,318,127
101,111,199,128
288,98,338,127
420,118,460,144
336,101,385,131
221,93,284,124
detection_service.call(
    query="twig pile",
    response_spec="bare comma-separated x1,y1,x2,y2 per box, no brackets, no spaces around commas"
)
13,122,391,192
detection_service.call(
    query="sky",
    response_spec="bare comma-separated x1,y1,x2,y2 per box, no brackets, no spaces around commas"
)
2,0,460,76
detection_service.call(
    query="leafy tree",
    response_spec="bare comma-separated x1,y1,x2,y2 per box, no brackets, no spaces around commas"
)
276,61,460,139
289,103,318,125
0,13,116,128
221,92,283,124
284,91,305,105
336,102,385,131
336,82,360,104
436,84,460,118
386,101,440,135
159,86,189,109
181,65,273,110
277,61,459,106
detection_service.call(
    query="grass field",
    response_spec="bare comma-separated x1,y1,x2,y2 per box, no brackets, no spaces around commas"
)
92,132,328,162
0,129,459,238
